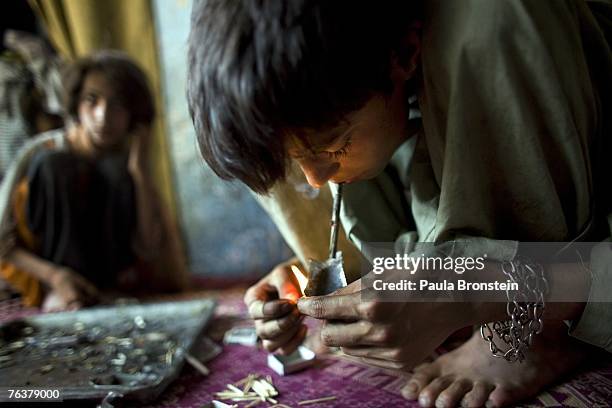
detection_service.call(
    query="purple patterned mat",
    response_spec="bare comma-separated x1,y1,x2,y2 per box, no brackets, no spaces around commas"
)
146,344,410,408
2,295,612,407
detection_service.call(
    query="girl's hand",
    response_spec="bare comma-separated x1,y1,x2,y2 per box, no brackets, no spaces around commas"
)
128,125,151,181
44,267,100,312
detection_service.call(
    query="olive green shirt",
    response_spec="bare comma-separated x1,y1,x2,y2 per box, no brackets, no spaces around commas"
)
340,0,612,352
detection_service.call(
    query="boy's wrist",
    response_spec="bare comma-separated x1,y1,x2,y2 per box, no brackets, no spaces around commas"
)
463,261,591,326
454,261,509,326
464,301,506,326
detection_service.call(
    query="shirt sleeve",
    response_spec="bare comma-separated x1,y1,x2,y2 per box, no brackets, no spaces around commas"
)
568,241,612,352
420,0,612,349
342,0,612,350
0,179,43,306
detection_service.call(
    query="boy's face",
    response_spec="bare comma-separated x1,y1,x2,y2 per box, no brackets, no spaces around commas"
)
287,65,411,187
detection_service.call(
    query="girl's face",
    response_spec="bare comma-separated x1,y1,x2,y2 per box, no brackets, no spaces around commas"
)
286,64,412,187
78,71,131,150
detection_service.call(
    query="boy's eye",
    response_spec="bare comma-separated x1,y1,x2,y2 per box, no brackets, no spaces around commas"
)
325,136,352,159
289,133,353,161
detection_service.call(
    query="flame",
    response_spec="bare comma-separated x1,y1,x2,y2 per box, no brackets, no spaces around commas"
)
291,265,308,296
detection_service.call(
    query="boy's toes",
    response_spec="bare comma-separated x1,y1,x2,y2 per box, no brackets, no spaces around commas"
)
435,378,472,408
460,381,495,407
418,375,454,407
402,365,438,400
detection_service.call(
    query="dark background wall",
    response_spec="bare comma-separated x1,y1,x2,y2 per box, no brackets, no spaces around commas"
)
152,0,292,279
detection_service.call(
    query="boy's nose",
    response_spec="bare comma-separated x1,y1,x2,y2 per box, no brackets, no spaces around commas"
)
298,159,340,188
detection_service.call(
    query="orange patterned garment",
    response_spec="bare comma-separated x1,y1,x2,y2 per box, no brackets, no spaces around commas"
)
0,180,42,306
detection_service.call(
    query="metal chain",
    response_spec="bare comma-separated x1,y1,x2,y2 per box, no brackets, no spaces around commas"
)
480,258,548,362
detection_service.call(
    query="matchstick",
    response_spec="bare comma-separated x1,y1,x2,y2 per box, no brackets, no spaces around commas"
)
185,353,210,375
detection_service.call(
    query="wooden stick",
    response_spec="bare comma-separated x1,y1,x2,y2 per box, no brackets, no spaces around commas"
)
227,384,244,394
215,392,257,397
298,396,337,405
185,353,210,376
235,376,250,386
245,399,261,408
242,374,256,393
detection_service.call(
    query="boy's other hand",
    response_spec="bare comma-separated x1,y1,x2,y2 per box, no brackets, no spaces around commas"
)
297,280,467,371
244,258,306,355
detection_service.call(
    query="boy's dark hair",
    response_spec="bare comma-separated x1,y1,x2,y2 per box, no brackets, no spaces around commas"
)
63,50,155,130
187,0,419,194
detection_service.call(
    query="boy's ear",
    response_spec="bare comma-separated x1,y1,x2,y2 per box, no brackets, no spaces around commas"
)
392,22,422,80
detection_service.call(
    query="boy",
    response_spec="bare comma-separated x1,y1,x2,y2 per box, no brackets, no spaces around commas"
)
187,1,612,406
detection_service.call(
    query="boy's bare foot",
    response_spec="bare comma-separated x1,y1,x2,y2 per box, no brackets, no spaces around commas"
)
402,321,590,407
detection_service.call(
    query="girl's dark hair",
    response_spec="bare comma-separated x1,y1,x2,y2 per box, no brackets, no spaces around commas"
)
187,0,420,194
63,50,155,130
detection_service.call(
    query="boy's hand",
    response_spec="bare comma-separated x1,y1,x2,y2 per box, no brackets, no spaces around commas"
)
297,271,469,371
244,258,306,355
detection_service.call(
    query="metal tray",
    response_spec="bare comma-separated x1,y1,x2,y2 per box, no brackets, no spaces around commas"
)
0,298,216,403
